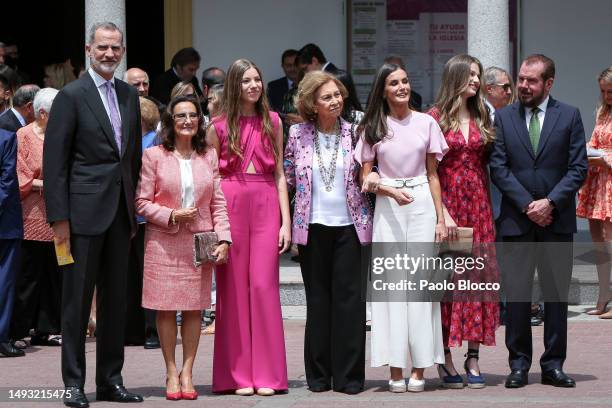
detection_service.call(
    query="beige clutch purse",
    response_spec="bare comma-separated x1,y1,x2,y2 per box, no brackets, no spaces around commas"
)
193,232,219,267
447,227,474,254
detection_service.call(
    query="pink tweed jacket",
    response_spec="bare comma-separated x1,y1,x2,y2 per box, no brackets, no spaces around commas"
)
135,145,231,242
284,119,373,245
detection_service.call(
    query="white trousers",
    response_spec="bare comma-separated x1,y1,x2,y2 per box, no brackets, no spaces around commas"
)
370,181,445,368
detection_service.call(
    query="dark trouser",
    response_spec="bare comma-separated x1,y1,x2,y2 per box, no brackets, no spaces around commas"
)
298,224,365,391
124,225,156,345
0,239,20,342
501,227,572,372
10,240,62,339
61,199,131,388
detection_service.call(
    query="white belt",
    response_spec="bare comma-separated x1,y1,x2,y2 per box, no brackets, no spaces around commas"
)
379,175,429,188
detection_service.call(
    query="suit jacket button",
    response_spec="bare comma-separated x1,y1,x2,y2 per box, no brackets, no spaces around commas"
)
116,179,121,185
534,165,537,169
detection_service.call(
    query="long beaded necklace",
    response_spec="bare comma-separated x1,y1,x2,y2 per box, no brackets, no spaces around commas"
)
314,121,341,192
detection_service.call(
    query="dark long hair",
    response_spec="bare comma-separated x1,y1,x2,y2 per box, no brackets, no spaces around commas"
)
357,63,402,146
160,95,207,154
333,69,363,122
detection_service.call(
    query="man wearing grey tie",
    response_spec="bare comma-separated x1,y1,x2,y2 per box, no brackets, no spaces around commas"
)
44,22,143,408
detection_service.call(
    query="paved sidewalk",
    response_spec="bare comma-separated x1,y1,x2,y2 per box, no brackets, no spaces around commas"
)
1,310,611,408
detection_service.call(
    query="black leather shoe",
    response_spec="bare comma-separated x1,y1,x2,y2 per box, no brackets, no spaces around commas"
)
308,384,331,392
144,333,160,349
0,341,25,357
96,384,143,403
63,387,89,408
505,370,528,388
335,386,363,395
541,369,576,387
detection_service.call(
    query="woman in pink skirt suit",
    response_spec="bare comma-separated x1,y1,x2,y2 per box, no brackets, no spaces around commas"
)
136,96,232,400
207,59,291,396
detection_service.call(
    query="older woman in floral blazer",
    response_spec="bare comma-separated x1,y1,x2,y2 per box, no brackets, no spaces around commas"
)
284,71,372,395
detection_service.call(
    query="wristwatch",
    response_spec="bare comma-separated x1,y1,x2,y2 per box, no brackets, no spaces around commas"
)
546,198,555,208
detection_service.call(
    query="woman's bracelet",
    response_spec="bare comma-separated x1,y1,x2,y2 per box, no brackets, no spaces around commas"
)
170,210,176,225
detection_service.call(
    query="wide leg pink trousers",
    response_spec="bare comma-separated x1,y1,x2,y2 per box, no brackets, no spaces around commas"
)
212,174,288,392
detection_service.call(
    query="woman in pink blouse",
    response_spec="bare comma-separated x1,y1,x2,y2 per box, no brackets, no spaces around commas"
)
356,63,448,392
136,96,231,400
11,88,63,348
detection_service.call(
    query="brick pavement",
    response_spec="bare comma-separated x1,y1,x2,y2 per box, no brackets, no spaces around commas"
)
1,311,611,408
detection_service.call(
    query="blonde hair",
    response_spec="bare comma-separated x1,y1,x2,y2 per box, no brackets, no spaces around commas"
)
44,60,76,89
170,81,196,100
295,71,348,122
597,66,612,122
222,59,277,161
139,97,160,133
434,54,494,144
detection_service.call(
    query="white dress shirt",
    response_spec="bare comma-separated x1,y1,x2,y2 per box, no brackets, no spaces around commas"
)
178,158,195,208
88,67,122,123
10,108,26,127
524,95,549,131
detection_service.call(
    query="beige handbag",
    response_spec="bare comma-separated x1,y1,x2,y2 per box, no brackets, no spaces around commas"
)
447,227,474,255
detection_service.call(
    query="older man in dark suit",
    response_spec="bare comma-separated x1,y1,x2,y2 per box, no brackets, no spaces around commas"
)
490,54,587,390
0,84,38,132
44,22,143,408
0,128,23,358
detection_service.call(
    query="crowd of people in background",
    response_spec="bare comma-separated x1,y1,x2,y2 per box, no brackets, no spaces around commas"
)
0,22,611,408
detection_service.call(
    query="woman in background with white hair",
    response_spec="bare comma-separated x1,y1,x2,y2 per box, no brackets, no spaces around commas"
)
10,88,64,348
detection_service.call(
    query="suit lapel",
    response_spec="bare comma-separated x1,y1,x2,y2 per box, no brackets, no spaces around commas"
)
82,75,120,155
115,81,130,158
535,97,560,159
511,104,535,159
9,111,21,130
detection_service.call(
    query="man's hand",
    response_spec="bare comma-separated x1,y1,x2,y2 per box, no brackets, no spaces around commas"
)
52,220,71,253
526,199,553,227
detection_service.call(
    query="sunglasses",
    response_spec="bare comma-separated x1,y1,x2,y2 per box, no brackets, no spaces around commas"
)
494,83,513,91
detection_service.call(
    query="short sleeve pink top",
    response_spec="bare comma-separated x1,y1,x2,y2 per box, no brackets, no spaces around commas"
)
354,111,448,178
212,112,279,176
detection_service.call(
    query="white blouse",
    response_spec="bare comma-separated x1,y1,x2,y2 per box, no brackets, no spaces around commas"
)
178,158,195,208
310,130,352,226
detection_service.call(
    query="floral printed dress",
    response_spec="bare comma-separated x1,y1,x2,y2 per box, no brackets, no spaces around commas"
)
428,108,500,347
577,112,612,221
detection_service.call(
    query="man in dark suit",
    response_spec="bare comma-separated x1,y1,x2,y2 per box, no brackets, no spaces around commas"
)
44,22,143,408
0,84,39,132
0,128,23,358
297,43,340,75
150,47,202,105
490,54,587,389
266,49,298,113
0,73,12,116
200,66,225,115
